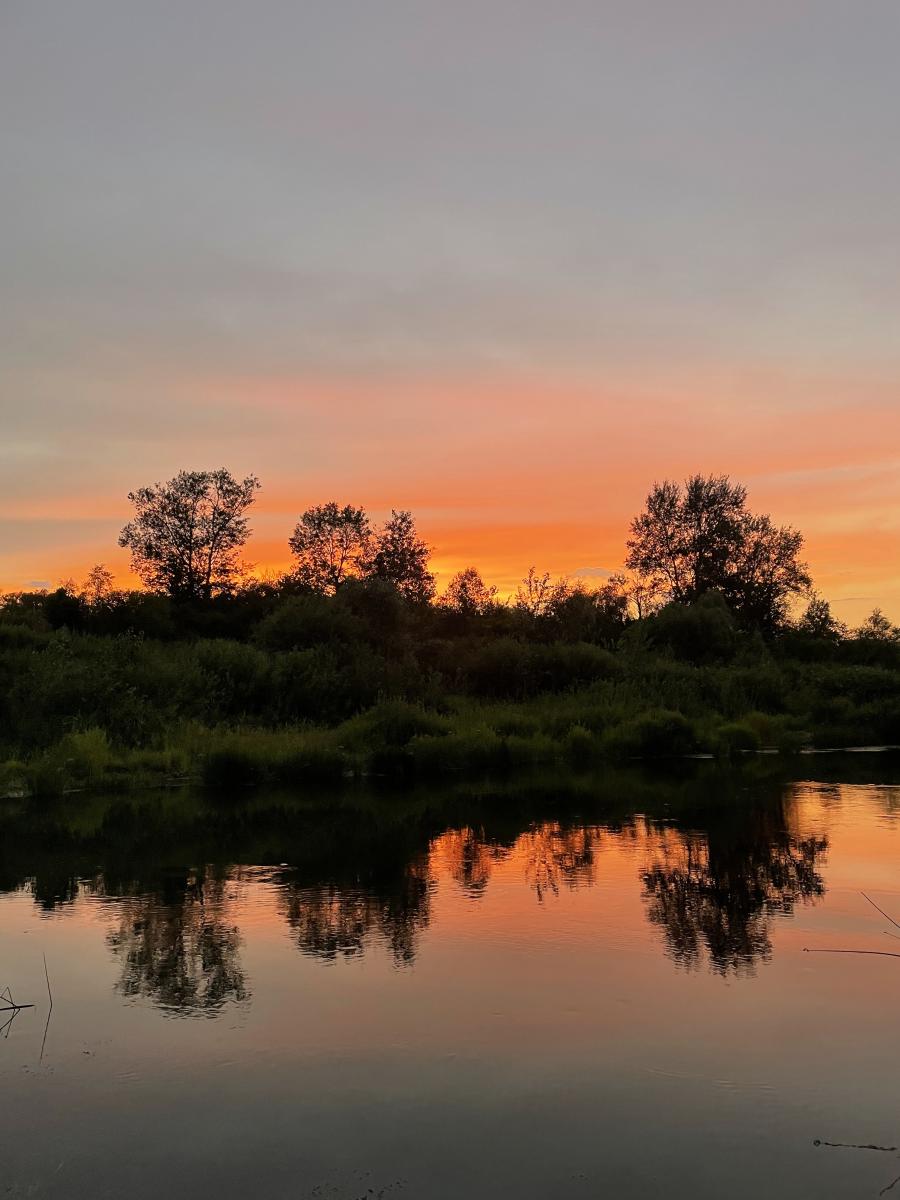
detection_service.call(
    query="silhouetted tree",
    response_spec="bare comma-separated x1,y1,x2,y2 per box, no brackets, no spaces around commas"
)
548,576,630,646
854,607,900,642
796,594,846,642
626,474,810,631
288,501,371,594
81,563,115,605
363,509,435,603
514,567,570,617
43,586,85,631
441,567,498,615
118,469,259,601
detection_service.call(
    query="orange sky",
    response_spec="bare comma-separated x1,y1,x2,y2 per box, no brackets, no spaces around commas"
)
2,370,898,624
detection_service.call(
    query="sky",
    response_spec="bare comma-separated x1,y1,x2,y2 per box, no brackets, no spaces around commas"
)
2,0,899,620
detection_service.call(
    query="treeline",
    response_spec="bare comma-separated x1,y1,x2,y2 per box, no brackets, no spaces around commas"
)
2,467,895,647
1,470,898,796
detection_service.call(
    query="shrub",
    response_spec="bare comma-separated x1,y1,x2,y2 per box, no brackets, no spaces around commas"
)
340,701,449,750
562,723,598,766
715,721,761,758
603,709,699,760
253,595,362,652
408,729,507,773
640,593,739,664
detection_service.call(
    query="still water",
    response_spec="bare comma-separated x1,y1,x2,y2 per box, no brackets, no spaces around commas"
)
1,760,898,1199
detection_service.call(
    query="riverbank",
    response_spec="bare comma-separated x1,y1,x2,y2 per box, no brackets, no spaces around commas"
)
3,600,899,798
3,683,900,800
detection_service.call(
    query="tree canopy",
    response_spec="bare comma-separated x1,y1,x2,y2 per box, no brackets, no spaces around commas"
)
288,502,371,594
626,474,810,631
363,510,435,604
118,469,260,601
442,567,498,616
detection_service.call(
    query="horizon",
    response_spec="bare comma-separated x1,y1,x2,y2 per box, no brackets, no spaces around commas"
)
3,460,896,626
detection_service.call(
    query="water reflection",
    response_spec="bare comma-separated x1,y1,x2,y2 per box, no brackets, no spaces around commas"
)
4,762,890,1015
440,826,509,896
519,822,596,900
438,820,598,901
640,806,827,974
106,870,248,1015
279,859,432,965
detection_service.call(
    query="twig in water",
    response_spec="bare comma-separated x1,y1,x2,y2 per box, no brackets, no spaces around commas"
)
814,1139,897,1153
803,948,900,960
40,954,53,1064
0,983,35,1013
861,891,900,933
0,984,35,1038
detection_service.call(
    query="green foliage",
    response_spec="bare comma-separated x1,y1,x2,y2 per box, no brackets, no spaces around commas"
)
562,723,599,766
603,709,700,760
339,701,449,750
715,721,762,758
1,565,899,792
253,594,362,651
639,593,739,664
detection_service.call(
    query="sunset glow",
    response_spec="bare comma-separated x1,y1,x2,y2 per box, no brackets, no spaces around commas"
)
4,373,899,621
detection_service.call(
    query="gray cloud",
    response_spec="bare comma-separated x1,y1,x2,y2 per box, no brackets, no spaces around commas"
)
2,1,900,599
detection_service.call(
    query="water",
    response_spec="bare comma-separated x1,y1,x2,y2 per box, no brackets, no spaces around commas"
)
1,760,898,1199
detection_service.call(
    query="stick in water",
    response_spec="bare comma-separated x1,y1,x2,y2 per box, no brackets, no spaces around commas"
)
803,948,900,960
40,954,53,1063
860,890,900,933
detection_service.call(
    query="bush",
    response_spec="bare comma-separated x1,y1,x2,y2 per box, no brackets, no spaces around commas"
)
337,701,447,754
640,593,739,664
408,729,508,773
562,723,598,766
253,595,362,652
603,709,699,760
715,721,761,758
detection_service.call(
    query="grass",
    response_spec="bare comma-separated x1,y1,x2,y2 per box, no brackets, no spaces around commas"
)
0,694,807,799
2,619,898,798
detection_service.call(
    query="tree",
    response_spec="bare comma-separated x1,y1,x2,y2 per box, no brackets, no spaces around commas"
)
854,608,899,642
548,575,630,646
118,470,260,601
288,502,371,594
441,567,498,616
626,474,810,631
363,510,435,603
81,563,116,605
796,594,846,642
514,567,570,618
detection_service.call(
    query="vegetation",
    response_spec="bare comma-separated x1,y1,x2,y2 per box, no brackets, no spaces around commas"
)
1,471,898,798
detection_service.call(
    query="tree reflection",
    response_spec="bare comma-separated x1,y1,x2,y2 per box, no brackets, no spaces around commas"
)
279,856,432,966
436,821,596,901
0,769,848,1004
519,822,596,900
106,869,249,1015
641,804,827,975
437,826,509,895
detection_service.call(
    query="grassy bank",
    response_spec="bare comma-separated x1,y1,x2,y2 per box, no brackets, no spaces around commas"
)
3,678,898,800
2,587,899,799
